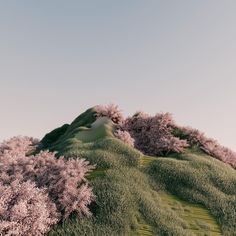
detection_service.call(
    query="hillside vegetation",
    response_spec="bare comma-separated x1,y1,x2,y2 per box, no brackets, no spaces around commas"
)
1,104,235,236
40,105,236,236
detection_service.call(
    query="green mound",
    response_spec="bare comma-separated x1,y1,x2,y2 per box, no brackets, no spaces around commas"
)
41,107,115,154
40,107,236,236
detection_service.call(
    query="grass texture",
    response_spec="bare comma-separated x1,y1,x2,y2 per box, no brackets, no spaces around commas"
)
40,107,236,236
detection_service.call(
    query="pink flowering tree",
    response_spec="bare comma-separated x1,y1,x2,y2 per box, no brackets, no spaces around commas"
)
0,136,39,156
0,136,95,235
114,130,135,147
95,104,124,125
123,112,189,156
175,126,236,168
0,180,59,236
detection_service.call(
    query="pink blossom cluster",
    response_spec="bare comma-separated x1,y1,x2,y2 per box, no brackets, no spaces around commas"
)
123,112,189,156
0,180,59,236
179,126,236,168
95,104,236,168
95,104,124,125
0,136,39,156
0,136,95,235
114,130,135,147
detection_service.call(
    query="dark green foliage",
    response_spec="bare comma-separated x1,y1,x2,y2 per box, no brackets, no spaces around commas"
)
172,127,190,141
40,107,109,154
41,124,69,148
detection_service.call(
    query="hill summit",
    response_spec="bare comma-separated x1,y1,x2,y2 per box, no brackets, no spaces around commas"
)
41,104,236,236
1,104,236,236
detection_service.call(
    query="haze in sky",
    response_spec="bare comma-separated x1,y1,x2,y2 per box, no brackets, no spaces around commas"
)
0,1,236,150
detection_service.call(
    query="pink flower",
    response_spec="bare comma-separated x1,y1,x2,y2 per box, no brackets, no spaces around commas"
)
95,104,124,125
123,112,188,156
0,180,59,236
179,126,236,168
114,130,135,147
0,136,96,235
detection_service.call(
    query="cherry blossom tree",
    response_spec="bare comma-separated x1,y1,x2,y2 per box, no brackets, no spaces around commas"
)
177,126,236,168
0,180,59,236
95,104,124,125
114,130,135,147
0,136,95,235
123,112,189,156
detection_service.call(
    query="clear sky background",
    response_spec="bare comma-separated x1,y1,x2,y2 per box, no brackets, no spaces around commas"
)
0,1,236,150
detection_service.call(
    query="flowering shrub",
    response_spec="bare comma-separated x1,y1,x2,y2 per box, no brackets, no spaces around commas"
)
28,151,95,219
177,126,236,168
123,112,188,156
123,109,236,167
0,136,95,235
114,130,135,147
0,180,58,236
95,104,124,125
0,136,39,156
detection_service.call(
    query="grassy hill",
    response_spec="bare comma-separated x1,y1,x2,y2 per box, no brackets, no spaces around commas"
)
39,107,236,236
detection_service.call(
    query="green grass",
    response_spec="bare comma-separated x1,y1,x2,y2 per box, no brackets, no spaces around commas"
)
159,192,221,235
41,108,236,235
87,169,106,180
40,107,98,153
137,217,155,236
140,156,158,167
147,151,236,235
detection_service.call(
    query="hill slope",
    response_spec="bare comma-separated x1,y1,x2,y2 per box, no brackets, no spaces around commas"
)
40,107,236,236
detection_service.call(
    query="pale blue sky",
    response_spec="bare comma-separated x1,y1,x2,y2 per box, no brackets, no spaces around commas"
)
0,1,236,150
